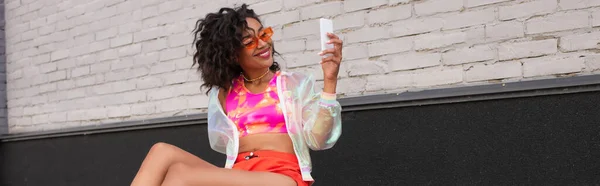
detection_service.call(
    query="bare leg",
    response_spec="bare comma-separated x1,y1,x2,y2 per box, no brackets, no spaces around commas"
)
161,162,298,186
131,142,217,186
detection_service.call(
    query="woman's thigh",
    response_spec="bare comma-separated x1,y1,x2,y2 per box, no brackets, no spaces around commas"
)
146,142,216,168
162,163,297,186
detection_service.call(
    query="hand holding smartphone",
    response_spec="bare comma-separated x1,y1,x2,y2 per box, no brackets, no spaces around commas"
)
320,18,334,58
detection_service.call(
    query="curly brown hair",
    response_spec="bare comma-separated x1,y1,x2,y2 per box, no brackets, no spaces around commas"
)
191,4,281,94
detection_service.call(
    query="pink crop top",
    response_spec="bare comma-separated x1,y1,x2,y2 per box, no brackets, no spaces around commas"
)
225,71,287,137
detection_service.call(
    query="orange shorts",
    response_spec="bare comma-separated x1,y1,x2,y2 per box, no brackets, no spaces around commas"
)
232,150,312,186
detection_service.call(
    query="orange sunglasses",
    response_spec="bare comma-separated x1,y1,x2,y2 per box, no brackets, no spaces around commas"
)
243,27,274,49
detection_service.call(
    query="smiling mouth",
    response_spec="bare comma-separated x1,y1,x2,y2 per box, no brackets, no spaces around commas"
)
255,47,271,58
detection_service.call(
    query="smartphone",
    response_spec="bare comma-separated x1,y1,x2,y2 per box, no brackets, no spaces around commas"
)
320,18,334,57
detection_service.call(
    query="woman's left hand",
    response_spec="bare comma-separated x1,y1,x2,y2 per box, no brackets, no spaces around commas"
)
319,32,343,81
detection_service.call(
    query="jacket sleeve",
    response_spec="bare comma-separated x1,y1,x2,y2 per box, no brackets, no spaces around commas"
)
299,74,343,151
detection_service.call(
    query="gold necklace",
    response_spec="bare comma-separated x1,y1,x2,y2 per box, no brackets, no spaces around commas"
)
242,69,270,83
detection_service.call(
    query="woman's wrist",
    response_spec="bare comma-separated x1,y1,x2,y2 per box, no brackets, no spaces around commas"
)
323,78,337,94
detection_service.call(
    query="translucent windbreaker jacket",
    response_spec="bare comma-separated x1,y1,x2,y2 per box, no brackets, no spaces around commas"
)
206,71,343,182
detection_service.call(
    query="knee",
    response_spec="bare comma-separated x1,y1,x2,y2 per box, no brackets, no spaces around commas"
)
148,142,174,155
161,163,190,186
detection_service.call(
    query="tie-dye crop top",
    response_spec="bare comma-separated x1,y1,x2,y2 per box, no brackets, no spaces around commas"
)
225,71,287,137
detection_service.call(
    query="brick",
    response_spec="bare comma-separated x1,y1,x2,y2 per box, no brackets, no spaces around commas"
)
107,105,131,118
32,75,49,86
467,0,511,8
118,43,142,57
150,61,176,75
110,58,134,70
415,0,463,16
346,26,390,44
277,39,306,54
119,21,143,34
344,0,388,12
282,0,319,10
57,80,75,90
34,54,51,65
333,11,365,31
285,51,322,68
158,97,189,113
70,44,90,57
526,11,589,34
50,49,69,61
47,70,67,82
66,88,86,99
75,76,97,87
87,108,109,120
366,72,412,91
96,27,119,41
90,40,110,52
253,0,283,15
391,17,444,37
367,37,413,57
131,102,156,115
134,52,160,66
112,80,136,93
189,95,210,109
465,61,521,82
336,77,367,94
388,52,441,71
523,56,586,77
89,18,111,32
21,29,38,41
162,71,190,85
283,19,319,39
443,44,496,65
39,25,56,36
342,44,369,60
5,0,20,10
159,46,187,62
346,59,387,77
168,33,190,48
40,62,58,73
499,0,558,20
110,34,133,47
593,9,600,26
134,27,163,42
148,87,176,101
8,69,23,80
486,21,525,41
157,0,182,14
584,55,600,71
560,32,600,51
98,49,119,61
301,2,342,20
141,38,168,53
367,4,411,24
32,114,49,124
559,0,600,10
91,61,111,74
498,39,557,60
137,76,164,89
263,10,300,27
413,67,463,87
415,31,466,50
39,83,57,93
443,8,496,30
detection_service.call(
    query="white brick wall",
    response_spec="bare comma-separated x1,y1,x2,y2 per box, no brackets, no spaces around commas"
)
4,0,600,133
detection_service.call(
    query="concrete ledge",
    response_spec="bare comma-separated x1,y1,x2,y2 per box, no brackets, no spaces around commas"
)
2,74,600,142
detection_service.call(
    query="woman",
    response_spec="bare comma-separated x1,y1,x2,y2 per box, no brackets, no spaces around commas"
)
131,4,343,186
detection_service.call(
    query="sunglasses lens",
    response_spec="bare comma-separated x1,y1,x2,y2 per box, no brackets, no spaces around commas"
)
245,27,274,49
